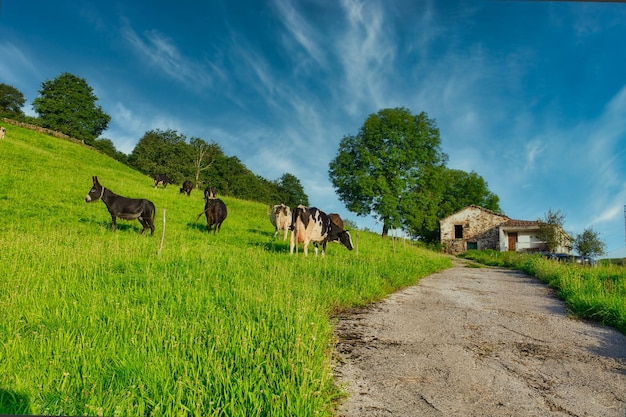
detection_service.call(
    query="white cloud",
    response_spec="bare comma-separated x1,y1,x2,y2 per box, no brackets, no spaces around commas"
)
272,0,328,69
119,21,213,91
0,41,43,88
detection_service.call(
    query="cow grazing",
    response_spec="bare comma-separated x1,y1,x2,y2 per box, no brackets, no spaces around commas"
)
328,213,344,229
85,176,155,235
290,206,353,256
270,204,292,240
154,174,174,189
0,126,5,139
180,180,193,196
195,187,227,234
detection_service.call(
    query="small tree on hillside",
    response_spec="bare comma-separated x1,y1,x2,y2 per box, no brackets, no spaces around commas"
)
0,83,26,117
573,227,606,258
277,173,308,208
190,137,221,188
537,209,571,253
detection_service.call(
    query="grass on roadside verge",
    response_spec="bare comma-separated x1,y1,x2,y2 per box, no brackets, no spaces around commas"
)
461,250,626,334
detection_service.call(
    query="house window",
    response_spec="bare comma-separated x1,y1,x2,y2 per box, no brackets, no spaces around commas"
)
467,242,478,250
454,225,463,239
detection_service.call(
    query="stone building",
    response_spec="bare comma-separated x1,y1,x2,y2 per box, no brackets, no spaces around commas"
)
439,205,570,255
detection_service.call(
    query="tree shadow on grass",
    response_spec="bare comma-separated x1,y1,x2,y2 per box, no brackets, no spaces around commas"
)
0,388,31,414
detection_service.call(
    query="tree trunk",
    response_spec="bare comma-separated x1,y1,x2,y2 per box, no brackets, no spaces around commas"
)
382,223,389,238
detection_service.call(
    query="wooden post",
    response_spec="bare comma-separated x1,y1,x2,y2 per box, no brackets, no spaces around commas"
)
158,208,166,256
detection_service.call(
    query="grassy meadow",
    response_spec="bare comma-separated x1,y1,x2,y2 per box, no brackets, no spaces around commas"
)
0,124,451,416
462,250,626,334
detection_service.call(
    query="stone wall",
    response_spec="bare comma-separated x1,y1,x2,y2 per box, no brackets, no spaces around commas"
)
440,206,509,255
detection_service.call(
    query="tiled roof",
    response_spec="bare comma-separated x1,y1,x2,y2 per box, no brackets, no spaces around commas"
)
501,219,539,228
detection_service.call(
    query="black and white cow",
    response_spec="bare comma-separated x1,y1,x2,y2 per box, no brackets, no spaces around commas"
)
154,174,174,189
290,206,353,256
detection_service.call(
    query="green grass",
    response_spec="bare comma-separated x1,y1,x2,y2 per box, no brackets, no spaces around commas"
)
461,250,626,334
0,124,451,416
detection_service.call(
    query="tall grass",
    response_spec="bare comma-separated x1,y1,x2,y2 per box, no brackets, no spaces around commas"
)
0,124,451,416
461,250,626,334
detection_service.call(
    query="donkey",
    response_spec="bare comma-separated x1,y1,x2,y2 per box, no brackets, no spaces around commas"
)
85,176,155,235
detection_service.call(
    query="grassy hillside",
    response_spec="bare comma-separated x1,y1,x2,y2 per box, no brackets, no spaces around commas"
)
0,123,451,416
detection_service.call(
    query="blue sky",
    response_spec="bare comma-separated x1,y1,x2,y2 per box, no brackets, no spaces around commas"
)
2,1,626,255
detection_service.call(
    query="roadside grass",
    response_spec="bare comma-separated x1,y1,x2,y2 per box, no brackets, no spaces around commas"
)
0,124,451,416
461,250,626,334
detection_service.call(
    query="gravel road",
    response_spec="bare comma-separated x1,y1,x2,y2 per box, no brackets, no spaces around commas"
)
334,260,626,416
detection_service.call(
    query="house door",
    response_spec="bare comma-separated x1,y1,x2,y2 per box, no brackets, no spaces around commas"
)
508,233,518,251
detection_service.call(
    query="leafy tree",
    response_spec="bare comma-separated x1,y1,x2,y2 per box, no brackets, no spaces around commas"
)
0,83,26,117
128,129,191,183
329,107,448,238
573,227,606,258
93,138,128,164
32,73,110,144
277,173,308,208
537,209,571,253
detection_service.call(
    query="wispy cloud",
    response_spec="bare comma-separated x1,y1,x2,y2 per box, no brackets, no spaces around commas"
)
335,0,396,114
119,20,214,91
0,41,43,87
272,0,328,69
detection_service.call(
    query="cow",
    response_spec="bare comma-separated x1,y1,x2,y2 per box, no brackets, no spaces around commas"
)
270,203,292,240
180,180,193,196
85,176,155,235
290,206,353,256
195,187,227,234
0,126,5,139
204,186,218,200
154,174,174,189
328,213,344,229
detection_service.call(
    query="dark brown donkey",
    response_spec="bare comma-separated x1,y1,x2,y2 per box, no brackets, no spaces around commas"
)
85,176,155,235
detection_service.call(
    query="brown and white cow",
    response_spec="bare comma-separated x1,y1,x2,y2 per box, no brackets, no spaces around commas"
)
270,203,292,240
290,205,353,256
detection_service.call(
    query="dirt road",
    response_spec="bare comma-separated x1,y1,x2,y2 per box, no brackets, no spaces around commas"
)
334,260,626,416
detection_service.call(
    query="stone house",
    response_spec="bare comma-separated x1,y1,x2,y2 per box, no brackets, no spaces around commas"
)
439,205,570,255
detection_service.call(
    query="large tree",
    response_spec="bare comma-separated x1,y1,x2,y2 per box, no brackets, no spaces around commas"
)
128,129,192,183
329,107,448,238
438,169,501,215
32,72,110,144
0,83,26,117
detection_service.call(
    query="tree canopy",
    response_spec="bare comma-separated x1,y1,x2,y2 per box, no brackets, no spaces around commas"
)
573,226,606,258
329,107,500,241
32,72,110,144
128,129,308,205
0,83,26,117
329,108,449,237
537,209,571,253
276,173,309,208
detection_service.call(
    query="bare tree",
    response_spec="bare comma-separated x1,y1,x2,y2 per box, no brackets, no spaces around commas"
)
190,137,221,188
